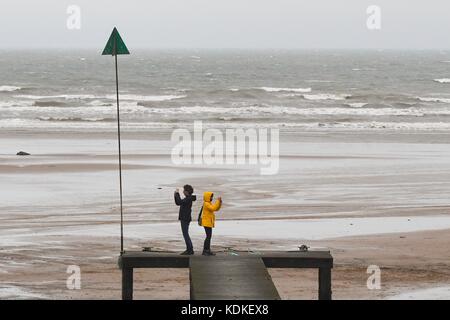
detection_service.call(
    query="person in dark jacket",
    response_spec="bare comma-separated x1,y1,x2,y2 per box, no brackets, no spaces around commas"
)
174,184,196,255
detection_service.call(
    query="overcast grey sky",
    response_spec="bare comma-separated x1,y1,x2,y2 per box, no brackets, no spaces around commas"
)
1,0,450,49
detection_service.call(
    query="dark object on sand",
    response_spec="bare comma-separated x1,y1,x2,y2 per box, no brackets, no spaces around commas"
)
299,245,309,252
142,247,153,252
16,151,30,156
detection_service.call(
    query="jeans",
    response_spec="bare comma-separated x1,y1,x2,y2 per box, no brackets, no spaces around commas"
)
203,227,212,251
180,220,193,252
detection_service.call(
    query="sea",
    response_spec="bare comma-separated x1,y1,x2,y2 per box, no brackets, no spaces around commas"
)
1,49,450,132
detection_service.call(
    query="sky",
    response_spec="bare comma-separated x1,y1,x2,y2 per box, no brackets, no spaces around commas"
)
1,0,450,49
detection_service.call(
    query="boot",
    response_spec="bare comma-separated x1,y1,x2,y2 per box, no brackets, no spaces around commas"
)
202,250,216,256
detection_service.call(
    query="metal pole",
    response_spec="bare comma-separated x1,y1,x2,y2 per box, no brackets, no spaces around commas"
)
115,50,124,255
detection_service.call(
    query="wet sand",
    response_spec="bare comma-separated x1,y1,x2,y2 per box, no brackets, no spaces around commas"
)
1,130,450,299
2,229,449,300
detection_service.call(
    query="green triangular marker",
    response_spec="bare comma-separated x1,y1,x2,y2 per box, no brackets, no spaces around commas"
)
102,27,130,56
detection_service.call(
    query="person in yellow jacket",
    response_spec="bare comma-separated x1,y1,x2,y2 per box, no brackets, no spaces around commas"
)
200,191,222,256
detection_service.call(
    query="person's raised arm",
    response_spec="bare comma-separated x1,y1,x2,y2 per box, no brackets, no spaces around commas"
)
174,189,182,206
211,197,222,211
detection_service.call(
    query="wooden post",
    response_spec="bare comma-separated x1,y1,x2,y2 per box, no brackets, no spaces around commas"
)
102,28,130,255
318,267,332,300
122,267,133,300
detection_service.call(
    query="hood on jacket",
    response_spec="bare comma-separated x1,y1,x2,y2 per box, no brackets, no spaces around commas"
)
203,191,213,202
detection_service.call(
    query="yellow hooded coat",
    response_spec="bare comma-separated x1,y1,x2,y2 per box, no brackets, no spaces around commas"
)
201,191,222,228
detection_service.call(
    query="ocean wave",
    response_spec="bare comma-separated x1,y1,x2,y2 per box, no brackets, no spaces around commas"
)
418,97,450,104
33,101,68,107
304,80,334,83
307,122,450,131
258,87,312,93
352,68,377,72
15,94,186,102
37,116,115,122
107,94,187,101
0,86,22,92
346,103,369,108
282,93,352,101
0,118,176,131
145,105,450,117
88,100,113,107
219,116,234,121
2,118,450,132
347,93,415,102
16,94,97,100
4,103,450,117
0,102,147,115
0,100,33,108
434,78,450,84
302,93,351,101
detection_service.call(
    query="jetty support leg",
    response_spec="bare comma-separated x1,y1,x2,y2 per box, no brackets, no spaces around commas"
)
122,267,133,300
318,267,332,300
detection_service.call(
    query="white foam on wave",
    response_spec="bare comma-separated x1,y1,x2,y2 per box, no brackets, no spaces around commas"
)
434,78,450,84
109,94,186,102
2,118,450,132
0,101,146,118
88,100,113,107
418,97,450,104
15,94,186,102
144,105,450,117
303,93,351,101
258,87,312,93
346,103,369,108
37,116,112,122
0,100,34,108
0,86,21,92
16,94,97,100
308,121,450,131
352,68,376,72
0,118,177,131
4,102,450,118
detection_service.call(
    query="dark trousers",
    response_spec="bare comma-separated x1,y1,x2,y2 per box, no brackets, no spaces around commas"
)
180,220,193,252
203,227,212,251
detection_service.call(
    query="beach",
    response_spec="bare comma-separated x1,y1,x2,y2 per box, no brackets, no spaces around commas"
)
1,49,450,299
1,128,450,299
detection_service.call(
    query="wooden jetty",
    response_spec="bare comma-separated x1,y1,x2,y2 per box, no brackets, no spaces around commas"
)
118,250,333,300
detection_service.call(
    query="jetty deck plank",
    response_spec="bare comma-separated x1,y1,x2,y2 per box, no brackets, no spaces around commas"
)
189,256,281,300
